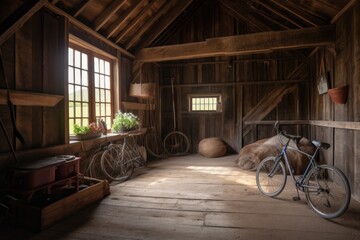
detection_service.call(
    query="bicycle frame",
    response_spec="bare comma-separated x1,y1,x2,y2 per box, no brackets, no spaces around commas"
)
275,138,321,192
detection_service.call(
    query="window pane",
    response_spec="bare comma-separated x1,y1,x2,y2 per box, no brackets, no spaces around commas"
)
105,61,110,75
106,104,111,115
82,53,88,70
100,59,104,73
100,89,105,102
106,117,111,128
95,88,99,102
69,102,74,118
75,50,81,68
95,103,100,116
68,85,74,101
82,103,88,118
75,85,81,101
75,102,81,117
105,90,111,103
94,73,99,88
82,86,88,102
68,67,74,83
105,76,110,89
75,69,81,85
82,70,88,86
101,103,105,116
82,118,89,126
100,75,104,88
75,118,81,125
69,119,74,134
94,57,99,72
68,48,73,66
190,96,220,112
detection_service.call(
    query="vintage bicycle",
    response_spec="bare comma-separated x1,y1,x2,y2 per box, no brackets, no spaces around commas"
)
256,122,351,219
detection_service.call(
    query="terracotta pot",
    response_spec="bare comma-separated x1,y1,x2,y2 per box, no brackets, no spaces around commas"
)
328,85,348,104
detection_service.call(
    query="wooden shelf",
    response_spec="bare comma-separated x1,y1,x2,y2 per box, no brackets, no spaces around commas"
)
0,89,64,107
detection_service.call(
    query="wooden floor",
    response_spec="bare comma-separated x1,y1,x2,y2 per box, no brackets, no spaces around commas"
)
2,154,360,239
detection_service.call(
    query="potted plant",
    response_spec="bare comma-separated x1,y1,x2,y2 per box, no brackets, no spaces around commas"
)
112,111,140,133
71,122,103,140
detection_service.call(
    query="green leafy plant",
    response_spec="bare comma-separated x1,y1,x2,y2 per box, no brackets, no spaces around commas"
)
73,122,103,135
112,111,140,132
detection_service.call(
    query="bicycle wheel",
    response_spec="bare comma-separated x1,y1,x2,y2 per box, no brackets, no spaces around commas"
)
304,164,351,219
256,156,287,197
101,144,134,182
145,132,165,158
88,151,108,180
163,131,190,156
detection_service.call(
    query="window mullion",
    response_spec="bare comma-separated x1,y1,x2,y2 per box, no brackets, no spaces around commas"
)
88,53,96,123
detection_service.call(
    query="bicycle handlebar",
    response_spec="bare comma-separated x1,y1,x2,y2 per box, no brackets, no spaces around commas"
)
274,121,302,142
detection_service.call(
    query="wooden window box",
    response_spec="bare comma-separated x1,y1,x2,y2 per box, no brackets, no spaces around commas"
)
7,177,110,231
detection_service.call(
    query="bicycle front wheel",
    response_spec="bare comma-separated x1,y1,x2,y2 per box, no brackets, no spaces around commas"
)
163,131,190,156
304,164,351,219
256,156,287,197
101,144,134,182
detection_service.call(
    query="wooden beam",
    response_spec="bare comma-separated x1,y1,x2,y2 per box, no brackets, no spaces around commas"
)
136,25,335,62
125,0,184,49
94,0,127,31
106,0,148,38
115,0,158,44
253,0,304,28
74,0,92,18
121,101,155,111
218,0,269,32
130,0,193,50
269,0,326,27
0,89,64,107
243,120,360,131
0,0,47,45
331,0,358,24
45,3,135,59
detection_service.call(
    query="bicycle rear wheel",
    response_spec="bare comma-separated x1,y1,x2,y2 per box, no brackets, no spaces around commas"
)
256,156,287,197
88,151,108,180
305,164,351,219
163,131,190,156
101,144,134,182
145,132,165,158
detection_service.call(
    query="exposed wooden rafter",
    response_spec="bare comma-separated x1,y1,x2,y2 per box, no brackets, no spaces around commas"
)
106,0,148,38
252,0,304,28
136,25,335,62
125,1,180,49
45,3,135,59
0,0,47,45
269,0,326,27
331,0,358,24
115,0,158,44
246,1,289,30
94,0,127,31
219,0,270,32
128,0,193,50
74,0,92,18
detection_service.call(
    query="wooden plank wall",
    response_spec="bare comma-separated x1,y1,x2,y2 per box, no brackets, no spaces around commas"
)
309,1,360,201
0,6,138,167
158,1,309,152
0,10,66,156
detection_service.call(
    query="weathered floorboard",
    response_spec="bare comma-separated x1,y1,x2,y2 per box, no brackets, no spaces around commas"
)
2,154,360,240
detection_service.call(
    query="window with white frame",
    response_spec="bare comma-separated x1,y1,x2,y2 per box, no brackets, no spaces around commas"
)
188,94,222,112
68,44,113,135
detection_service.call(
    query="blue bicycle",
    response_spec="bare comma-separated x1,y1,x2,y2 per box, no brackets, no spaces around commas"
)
256,122,351,219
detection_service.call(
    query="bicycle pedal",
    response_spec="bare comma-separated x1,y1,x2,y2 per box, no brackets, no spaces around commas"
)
292,196,301,201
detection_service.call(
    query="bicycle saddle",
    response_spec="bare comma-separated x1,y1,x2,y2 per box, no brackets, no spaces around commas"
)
312,140,330,150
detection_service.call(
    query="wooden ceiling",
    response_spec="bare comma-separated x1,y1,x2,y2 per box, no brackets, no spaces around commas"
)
0,0,357,58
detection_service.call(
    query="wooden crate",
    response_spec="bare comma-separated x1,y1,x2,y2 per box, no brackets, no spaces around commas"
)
9,177,110,231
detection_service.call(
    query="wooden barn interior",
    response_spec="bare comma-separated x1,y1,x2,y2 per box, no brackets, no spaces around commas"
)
0,0,360,239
